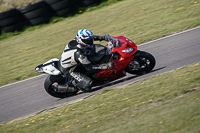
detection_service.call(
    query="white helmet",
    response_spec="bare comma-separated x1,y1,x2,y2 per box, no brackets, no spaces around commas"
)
76,29,94,47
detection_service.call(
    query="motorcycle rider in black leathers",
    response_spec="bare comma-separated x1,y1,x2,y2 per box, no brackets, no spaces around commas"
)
60,29,112,91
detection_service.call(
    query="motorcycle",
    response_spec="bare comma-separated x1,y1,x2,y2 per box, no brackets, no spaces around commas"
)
35,35,156,98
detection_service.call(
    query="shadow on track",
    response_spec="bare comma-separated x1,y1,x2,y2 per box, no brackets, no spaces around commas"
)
83,66,166,93
57,67,166,100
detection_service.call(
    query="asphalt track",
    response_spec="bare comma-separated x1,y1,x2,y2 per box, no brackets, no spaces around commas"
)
0,27,200,124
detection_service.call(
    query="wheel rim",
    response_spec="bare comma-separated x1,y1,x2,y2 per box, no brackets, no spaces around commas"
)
129,57,151,71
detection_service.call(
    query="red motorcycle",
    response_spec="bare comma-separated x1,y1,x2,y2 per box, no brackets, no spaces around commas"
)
35,35,155,98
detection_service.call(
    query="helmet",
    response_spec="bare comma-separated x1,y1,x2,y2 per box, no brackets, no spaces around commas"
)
76,29,94,47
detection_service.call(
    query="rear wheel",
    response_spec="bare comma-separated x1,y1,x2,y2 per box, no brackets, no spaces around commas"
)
125,51,156,75
44,75,78,98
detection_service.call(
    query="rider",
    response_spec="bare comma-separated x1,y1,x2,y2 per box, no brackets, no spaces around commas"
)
60,29,112,91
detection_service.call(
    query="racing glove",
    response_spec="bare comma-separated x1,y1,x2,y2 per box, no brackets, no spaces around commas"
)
94,35,109,41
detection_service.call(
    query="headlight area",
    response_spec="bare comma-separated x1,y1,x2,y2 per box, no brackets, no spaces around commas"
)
121,48,135,53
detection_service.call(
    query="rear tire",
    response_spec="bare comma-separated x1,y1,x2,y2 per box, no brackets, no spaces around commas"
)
125,51,156,75
44,75,78,98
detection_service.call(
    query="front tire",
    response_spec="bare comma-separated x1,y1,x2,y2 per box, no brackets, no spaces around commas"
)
125,51,156,75
44,75,78,98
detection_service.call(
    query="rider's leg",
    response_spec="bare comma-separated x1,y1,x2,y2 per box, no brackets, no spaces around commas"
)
69,66,93,91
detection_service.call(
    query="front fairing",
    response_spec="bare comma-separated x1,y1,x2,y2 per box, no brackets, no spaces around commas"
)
95,36,137,82
106,35,138,59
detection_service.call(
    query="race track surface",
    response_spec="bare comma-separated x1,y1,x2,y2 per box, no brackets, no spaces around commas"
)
0,27,200,124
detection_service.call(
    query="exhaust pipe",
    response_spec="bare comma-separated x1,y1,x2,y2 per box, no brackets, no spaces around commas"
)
55,85,78,93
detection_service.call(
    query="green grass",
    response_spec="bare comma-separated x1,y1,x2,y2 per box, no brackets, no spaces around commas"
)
0,0,41,13
0,0,200,86
0,63,199,133
0,0,117,13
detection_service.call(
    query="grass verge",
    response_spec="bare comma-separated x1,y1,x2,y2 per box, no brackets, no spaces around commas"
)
0,0,200,86
0,0,41,13
0,63,199,133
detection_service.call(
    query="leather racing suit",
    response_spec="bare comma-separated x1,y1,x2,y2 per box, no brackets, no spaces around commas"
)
60,35,111,90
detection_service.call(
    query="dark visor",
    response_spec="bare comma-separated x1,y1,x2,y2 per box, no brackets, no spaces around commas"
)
82,38,94,45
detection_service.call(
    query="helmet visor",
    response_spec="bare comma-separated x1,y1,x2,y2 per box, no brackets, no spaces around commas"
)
82,38,94,46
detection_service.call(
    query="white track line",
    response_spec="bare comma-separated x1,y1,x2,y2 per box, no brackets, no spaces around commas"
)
139,26,200,46
0,74,45,89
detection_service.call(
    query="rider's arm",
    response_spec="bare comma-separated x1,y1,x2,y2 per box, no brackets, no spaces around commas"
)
94,35,109,41
74,50,112,73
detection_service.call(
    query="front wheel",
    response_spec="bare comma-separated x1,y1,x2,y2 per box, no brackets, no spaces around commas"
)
125,51,156,75
44,75,78,98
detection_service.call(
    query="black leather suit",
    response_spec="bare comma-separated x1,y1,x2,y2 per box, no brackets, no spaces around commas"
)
60,35,111,90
